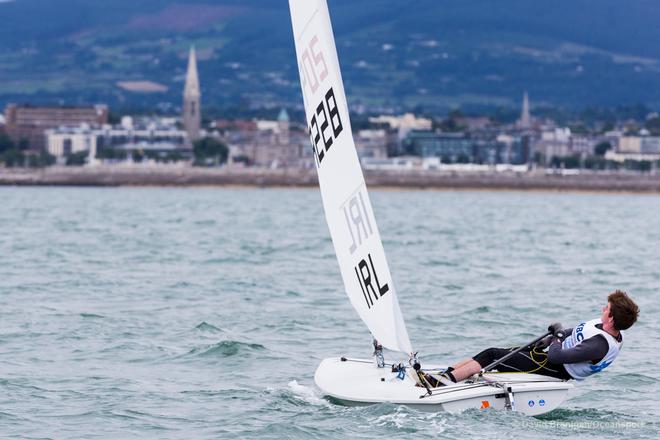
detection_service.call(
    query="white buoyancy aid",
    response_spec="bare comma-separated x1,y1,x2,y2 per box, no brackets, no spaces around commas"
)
562,318,623,380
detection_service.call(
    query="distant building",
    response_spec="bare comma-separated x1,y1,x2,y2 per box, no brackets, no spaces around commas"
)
403,130,472,162
46,125,98,158
355,129,389,159
370,113,432,139
214,119,258,132
602,130,623,151
620,136,641,154
223,109,308,168
495,134,529,165
618,135,660,155
532,128,572,161
606,135,660,162
46,117,191,163
277,108,290,145
470,134,528,165
96,117,189,160
183,46,201,143
368,113,433,155
570,135,600,156
641,137,660,154
529,128,624,162
3,104,108,150
399,129,528,165
454,116,491,131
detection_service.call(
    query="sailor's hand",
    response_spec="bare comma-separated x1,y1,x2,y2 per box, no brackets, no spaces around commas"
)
548,322,564,337
534,335,553,350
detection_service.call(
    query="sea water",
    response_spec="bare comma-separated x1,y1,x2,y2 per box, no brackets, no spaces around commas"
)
0,187,658,439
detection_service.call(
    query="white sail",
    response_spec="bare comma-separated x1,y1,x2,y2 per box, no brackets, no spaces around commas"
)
288,0,412,354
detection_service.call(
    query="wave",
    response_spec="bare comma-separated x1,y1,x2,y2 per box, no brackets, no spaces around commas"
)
80,313,105,318
286,380,332,407
370,407,423,433
194,321,222,332
609,372,658,386
186,340,265,358
536,407,631,421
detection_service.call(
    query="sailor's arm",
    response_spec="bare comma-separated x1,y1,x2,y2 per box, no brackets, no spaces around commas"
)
547,334,608,364
535,328,572,350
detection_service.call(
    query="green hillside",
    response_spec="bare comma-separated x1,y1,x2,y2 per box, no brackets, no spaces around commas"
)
1,0,660,114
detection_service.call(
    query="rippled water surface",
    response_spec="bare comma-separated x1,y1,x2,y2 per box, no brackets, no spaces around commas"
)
0,187,658,439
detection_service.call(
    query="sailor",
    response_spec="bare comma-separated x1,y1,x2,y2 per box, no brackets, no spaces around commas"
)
420,290,639,387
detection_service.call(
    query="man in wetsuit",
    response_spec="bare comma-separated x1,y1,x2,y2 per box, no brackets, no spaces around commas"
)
421,290,639,387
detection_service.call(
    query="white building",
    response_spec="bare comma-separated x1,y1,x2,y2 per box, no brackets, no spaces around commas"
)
619,136,660,154
46,124,97,157
46,117,190,163
355,129,388,159
570,135,600,155
619,136,642,154
369,113,432,141
533,128,572,159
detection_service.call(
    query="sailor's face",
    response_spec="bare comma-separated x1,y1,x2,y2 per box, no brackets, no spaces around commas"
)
601,302,612,324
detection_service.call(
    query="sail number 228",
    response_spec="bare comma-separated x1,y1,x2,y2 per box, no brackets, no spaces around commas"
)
309,87,343,167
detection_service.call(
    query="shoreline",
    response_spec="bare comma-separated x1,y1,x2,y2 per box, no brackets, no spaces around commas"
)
2,166,660,194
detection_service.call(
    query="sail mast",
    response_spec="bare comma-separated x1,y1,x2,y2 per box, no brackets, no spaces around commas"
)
288,0,413,354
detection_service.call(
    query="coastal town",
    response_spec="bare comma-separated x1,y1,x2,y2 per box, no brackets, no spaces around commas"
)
1,46,660,190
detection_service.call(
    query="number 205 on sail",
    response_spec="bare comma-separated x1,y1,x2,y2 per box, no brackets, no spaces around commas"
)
298,35,344,167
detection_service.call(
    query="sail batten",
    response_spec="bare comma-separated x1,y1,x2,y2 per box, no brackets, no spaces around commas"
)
288,0,413,354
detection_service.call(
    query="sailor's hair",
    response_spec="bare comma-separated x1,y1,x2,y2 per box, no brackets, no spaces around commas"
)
608,290,639,331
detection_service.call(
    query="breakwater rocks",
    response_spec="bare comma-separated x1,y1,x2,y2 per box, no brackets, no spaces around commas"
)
2,166,660,192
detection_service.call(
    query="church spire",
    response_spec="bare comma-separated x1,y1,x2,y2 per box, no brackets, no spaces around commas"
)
183,45,201,142
519,91,531,129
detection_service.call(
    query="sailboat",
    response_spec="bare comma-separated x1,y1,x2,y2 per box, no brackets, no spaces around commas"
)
287,0,572,416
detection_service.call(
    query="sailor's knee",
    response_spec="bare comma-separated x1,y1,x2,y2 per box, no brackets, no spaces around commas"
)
472,347,499,367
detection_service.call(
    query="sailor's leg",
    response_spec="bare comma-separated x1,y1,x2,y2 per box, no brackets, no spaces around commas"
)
449,347,515,382
444,348,503,382
450,358,475,370
448,359,481,382
428,347,519,385
417,358,474,387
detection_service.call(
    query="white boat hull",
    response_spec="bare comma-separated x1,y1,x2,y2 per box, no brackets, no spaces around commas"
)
315,357,573,416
